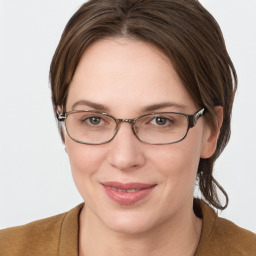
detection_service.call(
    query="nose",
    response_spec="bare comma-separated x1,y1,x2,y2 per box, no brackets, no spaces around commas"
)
107,122,146,171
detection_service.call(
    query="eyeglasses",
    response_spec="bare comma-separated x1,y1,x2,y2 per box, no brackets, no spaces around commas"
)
57,108,205,145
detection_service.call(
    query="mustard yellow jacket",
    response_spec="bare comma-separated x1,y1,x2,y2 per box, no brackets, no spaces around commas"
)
0,201,256,256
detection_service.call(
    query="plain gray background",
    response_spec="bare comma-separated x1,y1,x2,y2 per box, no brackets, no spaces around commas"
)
0,0,256,232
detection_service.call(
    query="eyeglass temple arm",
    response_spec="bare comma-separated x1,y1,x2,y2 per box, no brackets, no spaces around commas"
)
188,108,205,128
56,111,66,121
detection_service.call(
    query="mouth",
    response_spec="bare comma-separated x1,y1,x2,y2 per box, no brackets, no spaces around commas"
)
101,182,157,205
111,187,143,193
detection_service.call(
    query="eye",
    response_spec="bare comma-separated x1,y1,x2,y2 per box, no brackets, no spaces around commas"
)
87,116,102,125
155,116,167,125
151,116,174,126
80,115,105,126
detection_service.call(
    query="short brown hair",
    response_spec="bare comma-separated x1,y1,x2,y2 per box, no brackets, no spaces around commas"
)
50,0,237,210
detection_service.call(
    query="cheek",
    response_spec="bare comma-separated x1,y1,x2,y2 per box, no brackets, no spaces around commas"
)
150,133,203,194
65,138,105,197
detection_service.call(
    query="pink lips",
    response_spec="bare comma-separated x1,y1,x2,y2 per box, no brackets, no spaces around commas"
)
101,182,156,205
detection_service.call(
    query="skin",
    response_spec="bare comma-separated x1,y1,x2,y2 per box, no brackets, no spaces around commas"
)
63,38,222,256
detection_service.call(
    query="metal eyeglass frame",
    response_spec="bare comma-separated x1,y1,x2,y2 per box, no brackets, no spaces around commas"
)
57,108,206,145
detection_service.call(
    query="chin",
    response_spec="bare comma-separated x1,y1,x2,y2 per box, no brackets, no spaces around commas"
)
101,209,161,235
107,219,153,235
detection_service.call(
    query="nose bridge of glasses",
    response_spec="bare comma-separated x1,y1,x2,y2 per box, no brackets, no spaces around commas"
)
116,118,136,125
115,118,138,137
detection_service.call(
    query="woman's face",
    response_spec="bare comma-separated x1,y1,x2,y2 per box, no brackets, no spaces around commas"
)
65,38,216,234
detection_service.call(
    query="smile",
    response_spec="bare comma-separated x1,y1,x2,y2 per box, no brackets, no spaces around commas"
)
101,182,157,205
111,187,142,192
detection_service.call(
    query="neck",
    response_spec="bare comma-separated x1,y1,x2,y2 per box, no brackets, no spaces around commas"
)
79,201,202,256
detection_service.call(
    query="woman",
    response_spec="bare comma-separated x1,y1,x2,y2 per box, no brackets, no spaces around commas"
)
0,0,255,255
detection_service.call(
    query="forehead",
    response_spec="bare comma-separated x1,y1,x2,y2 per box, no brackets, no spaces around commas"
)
66,38,196,115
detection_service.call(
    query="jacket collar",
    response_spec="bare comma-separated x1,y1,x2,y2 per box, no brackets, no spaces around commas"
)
58,200,216,256
59,203,84,256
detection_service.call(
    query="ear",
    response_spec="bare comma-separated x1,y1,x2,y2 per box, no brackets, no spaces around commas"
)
200,106,223,159
56,105,63,115
56,105,66,144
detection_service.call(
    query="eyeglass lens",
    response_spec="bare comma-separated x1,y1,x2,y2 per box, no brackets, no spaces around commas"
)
65,111,189,145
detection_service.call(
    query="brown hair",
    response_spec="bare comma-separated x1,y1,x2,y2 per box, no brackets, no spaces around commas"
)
50,0,237,210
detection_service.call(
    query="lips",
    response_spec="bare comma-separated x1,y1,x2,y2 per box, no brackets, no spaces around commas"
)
101,182,157,205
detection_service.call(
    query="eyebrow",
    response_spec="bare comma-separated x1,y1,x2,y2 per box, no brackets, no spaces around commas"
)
71,100,109,112
142,102,187,112
71,100,187,113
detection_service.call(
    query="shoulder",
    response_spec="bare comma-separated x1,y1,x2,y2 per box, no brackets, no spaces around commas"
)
213,215,256,254
0,203,84,256
195,200,256,256
0,212,66,255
